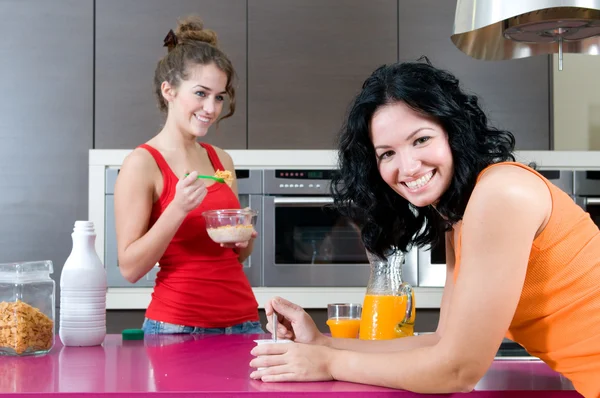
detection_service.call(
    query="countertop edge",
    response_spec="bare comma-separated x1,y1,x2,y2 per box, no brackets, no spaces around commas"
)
106,287,444,310
0,393,581,397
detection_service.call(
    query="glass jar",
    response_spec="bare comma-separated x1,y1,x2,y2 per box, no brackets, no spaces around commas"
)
0,261,55,356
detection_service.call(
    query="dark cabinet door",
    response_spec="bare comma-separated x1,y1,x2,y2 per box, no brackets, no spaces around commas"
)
398,0,551,150
0,0,93,292
95,0,247,149
247,0,398,149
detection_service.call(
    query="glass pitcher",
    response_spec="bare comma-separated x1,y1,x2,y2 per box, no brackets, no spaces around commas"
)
359,249,415,340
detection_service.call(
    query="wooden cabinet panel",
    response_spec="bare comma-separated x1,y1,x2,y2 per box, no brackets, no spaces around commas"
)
248,0,398,149
0,1,93,286
398,0,551,150
95,0,247,149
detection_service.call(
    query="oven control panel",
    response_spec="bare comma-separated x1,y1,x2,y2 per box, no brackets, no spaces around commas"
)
263,169,338,195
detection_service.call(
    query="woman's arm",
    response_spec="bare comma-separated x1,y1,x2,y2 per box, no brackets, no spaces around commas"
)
114,149,206,283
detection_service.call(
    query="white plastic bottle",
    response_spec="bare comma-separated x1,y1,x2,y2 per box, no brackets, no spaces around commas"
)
59,221,107,346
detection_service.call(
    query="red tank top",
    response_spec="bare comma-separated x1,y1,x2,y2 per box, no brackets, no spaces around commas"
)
140,143,258,327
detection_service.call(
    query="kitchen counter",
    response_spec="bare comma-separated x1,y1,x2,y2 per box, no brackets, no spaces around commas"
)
0,334,578,397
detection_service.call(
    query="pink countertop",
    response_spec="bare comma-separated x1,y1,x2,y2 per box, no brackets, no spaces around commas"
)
0,334,579,397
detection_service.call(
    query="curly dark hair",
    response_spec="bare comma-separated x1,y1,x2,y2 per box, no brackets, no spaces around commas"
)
331,58,515,258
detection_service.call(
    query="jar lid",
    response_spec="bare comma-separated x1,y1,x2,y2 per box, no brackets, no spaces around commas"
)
0,261,53,282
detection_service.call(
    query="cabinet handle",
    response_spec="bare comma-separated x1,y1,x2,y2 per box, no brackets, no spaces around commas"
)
273,197,334,206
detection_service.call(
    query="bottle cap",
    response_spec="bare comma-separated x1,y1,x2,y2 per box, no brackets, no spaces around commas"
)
122,329,144,341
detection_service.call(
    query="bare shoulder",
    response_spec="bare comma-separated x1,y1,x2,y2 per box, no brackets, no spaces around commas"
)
121,147,158,173
115,148,158,191
468,164,551,230
210,145,235,170
476,164,549,199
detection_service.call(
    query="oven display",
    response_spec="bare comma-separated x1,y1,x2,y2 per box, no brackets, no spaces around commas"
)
275,169,336,180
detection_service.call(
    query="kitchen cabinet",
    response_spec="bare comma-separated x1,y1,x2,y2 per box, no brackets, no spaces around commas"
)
95,0,247,150
0,1,93,291
397,0,552,150
247,0,398,149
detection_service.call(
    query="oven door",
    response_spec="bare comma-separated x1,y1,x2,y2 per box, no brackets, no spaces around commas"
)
576,197,600,229
417,241,447,287
262,195,417,287
237,193,262,286
574,171,600,230
105,191,158,287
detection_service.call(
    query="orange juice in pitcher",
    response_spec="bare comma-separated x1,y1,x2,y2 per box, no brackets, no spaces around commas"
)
359,249,415,340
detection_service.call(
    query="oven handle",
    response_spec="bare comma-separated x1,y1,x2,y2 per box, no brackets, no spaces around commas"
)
273,197,334,206
586,198,600,205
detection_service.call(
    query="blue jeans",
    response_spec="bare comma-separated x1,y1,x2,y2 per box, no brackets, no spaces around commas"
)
141,317,264,335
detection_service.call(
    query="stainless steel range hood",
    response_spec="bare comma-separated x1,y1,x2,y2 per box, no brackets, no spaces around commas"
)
451,0,600,70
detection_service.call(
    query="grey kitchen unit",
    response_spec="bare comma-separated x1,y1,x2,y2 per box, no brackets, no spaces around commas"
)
94,0,247,150
247,0,398,149
91,0,552,151
0,0,93,303
397,0,552,150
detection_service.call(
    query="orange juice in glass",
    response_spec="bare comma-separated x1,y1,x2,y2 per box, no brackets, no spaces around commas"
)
326,303,362,338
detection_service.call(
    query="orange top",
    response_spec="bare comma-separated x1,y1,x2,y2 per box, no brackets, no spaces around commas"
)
452,162,600,398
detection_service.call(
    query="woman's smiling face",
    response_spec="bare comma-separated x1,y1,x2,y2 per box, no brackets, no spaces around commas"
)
163,62,228,138
370,101,454,208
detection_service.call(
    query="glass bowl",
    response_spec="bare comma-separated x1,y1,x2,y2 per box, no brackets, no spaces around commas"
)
202,209,258,243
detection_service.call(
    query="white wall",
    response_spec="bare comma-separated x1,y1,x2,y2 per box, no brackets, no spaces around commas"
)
553,53,600,150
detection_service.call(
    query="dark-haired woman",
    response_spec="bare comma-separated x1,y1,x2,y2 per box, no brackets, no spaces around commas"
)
249,61,600,397
114,16,262,335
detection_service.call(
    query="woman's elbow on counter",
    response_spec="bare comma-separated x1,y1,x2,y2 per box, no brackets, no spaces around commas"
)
447,360,487,393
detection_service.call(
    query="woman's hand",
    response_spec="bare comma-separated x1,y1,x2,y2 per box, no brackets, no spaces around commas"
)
264,297,326,345
250,342,336,382
171,171,207,215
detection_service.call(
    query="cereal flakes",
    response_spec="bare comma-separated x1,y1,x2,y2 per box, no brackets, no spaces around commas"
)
0,301,54,355
214,169,234,185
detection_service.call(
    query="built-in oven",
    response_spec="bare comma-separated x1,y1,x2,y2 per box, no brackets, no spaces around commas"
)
417,168,575,287
261,169,418,287
104,168,263,287
574,170,600,229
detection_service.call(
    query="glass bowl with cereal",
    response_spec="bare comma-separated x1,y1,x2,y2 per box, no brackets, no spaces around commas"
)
202,208,258,244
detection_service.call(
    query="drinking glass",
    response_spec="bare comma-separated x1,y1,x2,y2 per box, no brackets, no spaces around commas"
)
326,303,362,338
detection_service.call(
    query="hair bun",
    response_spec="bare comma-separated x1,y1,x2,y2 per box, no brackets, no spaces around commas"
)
175,15,218,47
